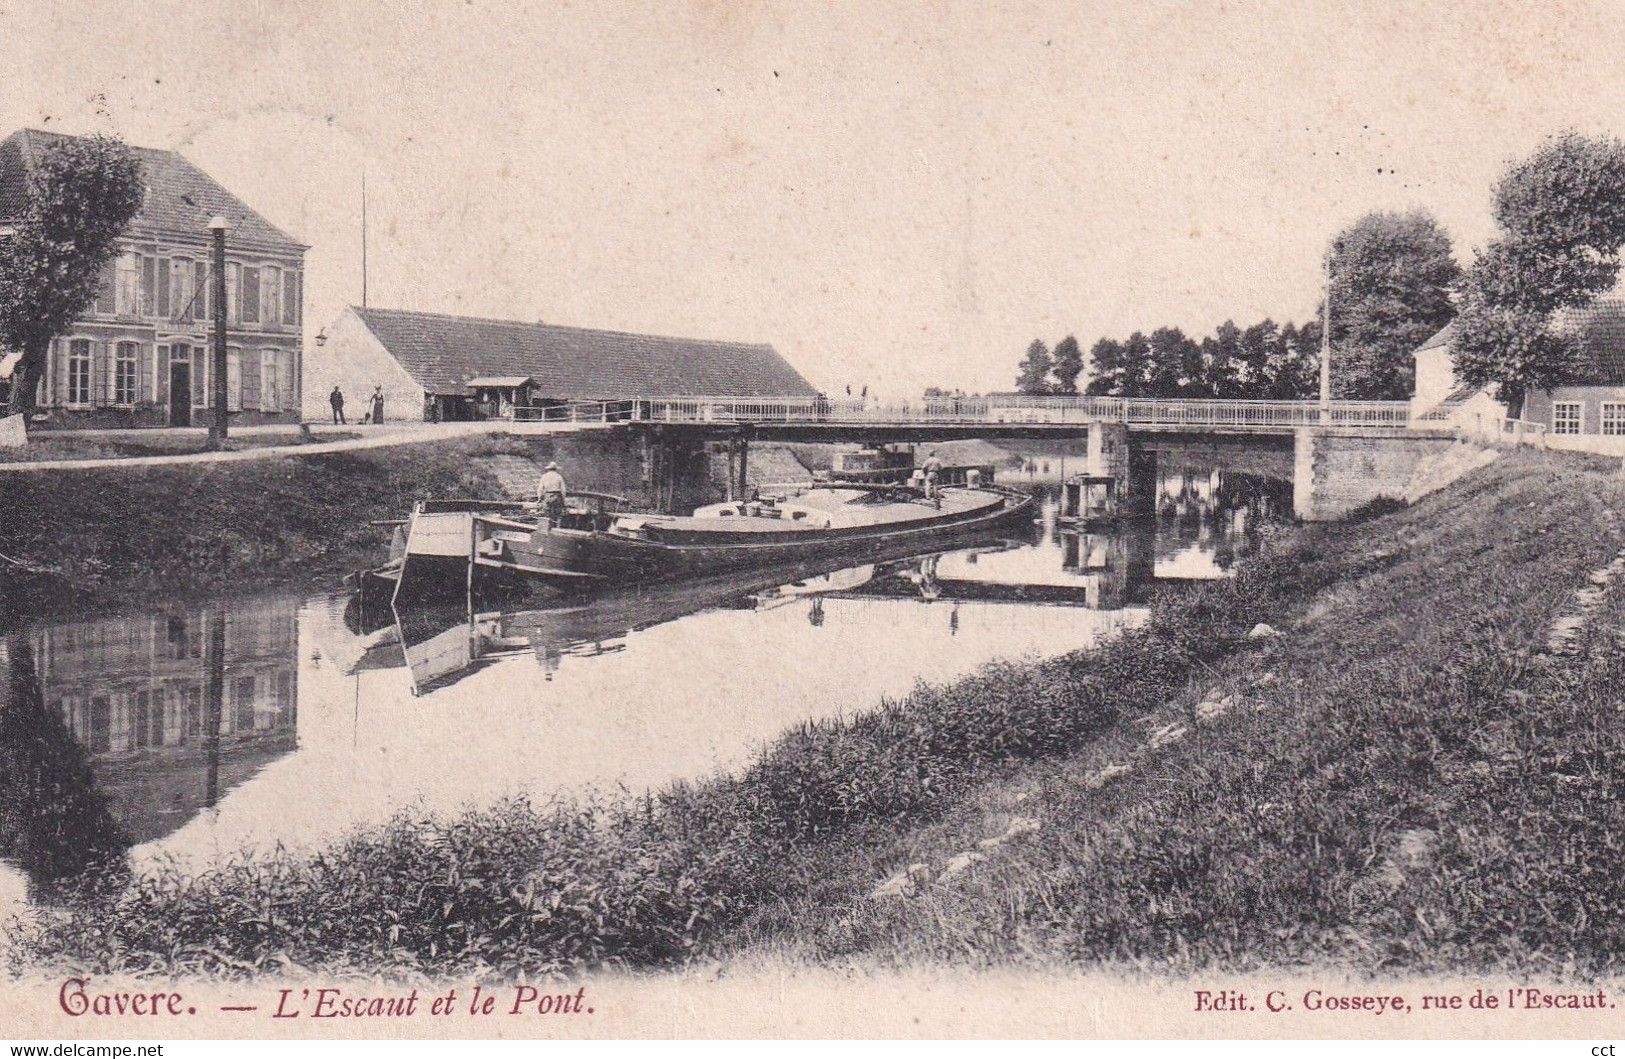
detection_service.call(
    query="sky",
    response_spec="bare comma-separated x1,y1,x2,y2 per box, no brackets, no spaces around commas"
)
7,0,1625,400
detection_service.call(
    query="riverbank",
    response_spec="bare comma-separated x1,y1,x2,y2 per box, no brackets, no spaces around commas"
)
8,447,1621,981
0,435,526,623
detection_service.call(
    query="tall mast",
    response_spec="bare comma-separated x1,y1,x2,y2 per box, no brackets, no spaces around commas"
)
361,168,368,309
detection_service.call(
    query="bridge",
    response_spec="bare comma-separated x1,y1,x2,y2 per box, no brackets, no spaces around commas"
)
513,395,1414,440
501,394,1451,522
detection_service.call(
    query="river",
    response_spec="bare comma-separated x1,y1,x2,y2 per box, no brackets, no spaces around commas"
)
0,462,1290,914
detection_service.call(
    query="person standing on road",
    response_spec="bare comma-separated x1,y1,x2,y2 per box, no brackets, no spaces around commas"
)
371,386,385,425
329,386,346,424
537,461,568,521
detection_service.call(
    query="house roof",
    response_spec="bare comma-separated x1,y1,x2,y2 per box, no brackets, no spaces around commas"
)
0,128,305,254
1415,322,1457,354
352,307,817,399
1410,301,1625,385
1556,298,1625,385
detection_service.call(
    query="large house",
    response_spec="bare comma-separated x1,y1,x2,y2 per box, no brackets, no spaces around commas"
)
309,306,816,421
0,129,307,428
1411,298,1625,445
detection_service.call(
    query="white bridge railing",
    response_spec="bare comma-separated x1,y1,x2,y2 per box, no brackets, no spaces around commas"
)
510,396,1415,429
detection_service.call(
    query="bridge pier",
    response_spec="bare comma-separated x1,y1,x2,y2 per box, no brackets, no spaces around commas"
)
1087,421,1131,500
638,429,716,514
1292,427,1456,520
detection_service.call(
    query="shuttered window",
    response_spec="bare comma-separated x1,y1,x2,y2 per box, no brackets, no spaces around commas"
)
282,270,299,325
114,341,139,405
66,339,92,406
191,346,208,407
242,348,261,409
116,254,140,317
141,256,157,318
195,261,209,322
242,267,260,324
227,348,242,411
170,258,192,322
93,341,111,406
282,346,297,408
264,267,280,327
260,349,279,412
93,260,116,315
156,257,170,319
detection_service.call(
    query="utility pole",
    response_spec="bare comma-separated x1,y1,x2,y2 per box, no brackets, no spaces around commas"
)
209,216,230,450
1319,258,1332,422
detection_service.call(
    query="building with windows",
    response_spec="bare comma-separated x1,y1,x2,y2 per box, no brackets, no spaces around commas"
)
1410,298,1625,451
308,306,816,422
0,129,306,428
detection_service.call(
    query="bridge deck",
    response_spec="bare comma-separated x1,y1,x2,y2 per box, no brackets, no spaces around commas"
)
512,396,1417,436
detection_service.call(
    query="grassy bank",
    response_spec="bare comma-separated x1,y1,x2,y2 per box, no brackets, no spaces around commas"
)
0,435,528,621
6,448,1623,981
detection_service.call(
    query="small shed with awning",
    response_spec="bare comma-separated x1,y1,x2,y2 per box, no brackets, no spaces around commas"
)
466,375,538,418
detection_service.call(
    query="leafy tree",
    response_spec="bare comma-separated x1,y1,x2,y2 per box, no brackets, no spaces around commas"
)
0,134,143,421
1452,132,1625,416
1144,326,1203,397
1015,338,1053,395
1325,209,1461,400
1083,337,1123,396
1049,334,1083,394
1203,320,1245,395
1118,331,1153,397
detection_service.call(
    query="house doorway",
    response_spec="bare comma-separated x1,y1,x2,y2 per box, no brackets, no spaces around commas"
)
169,360,191,427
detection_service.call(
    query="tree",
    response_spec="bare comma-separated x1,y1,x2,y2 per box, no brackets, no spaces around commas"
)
1015,338,1053,394
1049,334,1083,394
1324,209,1461,400
0,134,143,421
1084,337,1125,396
1452,132,1625,416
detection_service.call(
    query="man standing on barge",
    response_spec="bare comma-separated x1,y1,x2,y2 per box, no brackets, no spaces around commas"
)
537,461,568,521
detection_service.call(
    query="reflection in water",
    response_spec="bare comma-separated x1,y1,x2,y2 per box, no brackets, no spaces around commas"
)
0,457,1289,913
0,639,126,904
0,599,299,906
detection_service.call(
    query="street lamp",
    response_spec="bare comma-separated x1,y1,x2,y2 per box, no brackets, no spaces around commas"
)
208,215,229,450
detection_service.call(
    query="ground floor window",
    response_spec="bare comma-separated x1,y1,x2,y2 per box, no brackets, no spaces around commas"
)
114,341,139,405
66,339,92,406
1603,402,1625,436
1552,401,1582,435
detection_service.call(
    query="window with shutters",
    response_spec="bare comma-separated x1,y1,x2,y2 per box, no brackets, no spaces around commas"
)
190,345,208,407
114,341,139,405
282,270,299,325
141,256,157,318
264,267,280,327
226,263,239,324
66,339,92,406
170,258,193,321
116,254,140,318
242,267,260,324
242,348,260,409
227,347,242,411
93,259,116,315
194,261,209,322
156,257,170,319
260,349,280,412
